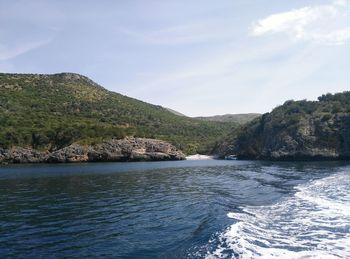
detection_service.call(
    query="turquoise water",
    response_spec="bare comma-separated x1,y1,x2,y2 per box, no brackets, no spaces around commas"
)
0,160,349,258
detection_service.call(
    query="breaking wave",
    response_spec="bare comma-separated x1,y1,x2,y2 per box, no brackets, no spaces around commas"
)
206,171,350,258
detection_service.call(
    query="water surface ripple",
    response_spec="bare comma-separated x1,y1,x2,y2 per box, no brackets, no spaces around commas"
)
0,160,349,258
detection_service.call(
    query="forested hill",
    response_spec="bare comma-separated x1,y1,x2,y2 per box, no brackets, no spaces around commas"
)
232,92,350,160
0,72,238,154
196,113,261,125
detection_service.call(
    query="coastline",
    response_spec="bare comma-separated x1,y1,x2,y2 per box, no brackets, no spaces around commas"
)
0,138,185,164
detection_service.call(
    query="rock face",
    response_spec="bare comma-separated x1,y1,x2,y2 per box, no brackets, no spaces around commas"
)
0,138,185,164
0,147,48,163
231,93,350,161
87,138,185,162
47,144,89,163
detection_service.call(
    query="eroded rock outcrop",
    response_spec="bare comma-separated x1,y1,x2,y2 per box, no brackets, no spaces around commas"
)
88,138,185,162
47,144,89,163
0,147,48,163
0,138,185,164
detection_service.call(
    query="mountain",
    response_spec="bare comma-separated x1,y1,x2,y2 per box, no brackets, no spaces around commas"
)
231,92,350,160
165,108,187,117
195,113,261,125
0,72,238,155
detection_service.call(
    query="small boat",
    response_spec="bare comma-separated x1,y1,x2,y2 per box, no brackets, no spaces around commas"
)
225,155,237,160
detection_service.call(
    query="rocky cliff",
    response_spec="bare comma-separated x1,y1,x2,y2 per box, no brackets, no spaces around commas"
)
231,92,350,160
0,138,185,164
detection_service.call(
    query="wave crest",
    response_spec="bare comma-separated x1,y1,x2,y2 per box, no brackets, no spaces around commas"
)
206,171,350,258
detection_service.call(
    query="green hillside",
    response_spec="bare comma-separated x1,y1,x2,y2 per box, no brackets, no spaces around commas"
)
0,72,238,154
232,92,350,160
195,113,261,125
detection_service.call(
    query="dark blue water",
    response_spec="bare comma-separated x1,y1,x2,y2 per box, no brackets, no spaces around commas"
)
0,160,349,258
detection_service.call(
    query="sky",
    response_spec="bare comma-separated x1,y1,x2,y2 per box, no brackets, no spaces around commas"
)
0,0,350,116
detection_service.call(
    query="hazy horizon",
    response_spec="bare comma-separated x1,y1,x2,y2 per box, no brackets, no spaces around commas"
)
1,0,350,116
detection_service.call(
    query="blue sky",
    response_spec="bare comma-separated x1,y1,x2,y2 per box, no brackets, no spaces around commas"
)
1,0,350,116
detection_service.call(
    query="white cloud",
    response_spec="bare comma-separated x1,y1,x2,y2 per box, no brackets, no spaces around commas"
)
252,0,350,45
0,38,52,61
117,20,232,45
313,27,350,44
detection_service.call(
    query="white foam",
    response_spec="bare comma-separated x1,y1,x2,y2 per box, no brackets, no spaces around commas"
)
206,171,350,258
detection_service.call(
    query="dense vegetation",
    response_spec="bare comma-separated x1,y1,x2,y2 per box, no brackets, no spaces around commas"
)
196,113,260,125
231,92,350,160
0,73,239,154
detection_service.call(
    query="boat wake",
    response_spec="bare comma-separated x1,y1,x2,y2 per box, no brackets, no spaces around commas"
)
206,171,350,258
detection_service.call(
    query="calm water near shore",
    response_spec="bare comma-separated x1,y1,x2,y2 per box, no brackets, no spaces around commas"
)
0,160,349,258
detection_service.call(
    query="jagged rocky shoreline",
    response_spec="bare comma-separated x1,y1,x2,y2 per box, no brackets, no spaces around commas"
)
0,138,185,164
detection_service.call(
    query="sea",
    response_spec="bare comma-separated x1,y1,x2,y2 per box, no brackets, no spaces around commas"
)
0,160,349,258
